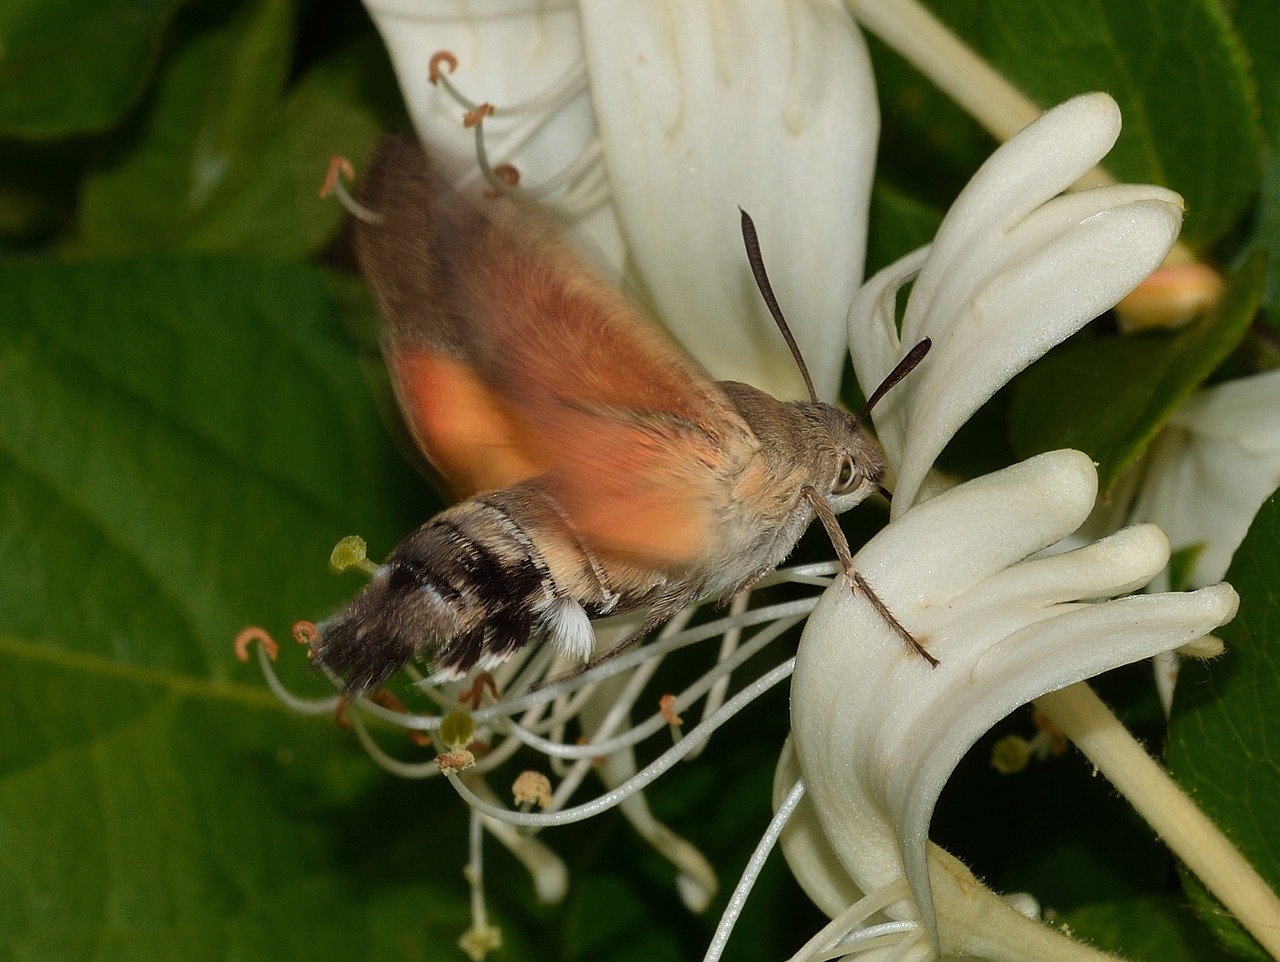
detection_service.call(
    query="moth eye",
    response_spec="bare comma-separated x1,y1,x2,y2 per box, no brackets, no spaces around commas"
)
832,455,861,495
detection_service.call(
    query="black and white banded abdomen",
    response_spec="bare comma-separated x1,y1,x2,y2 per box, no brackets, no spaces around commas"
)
312,480,624,695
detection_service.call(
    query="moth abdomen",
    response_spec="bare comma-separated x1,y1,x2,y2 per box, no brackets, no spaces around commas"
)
312,482,610,695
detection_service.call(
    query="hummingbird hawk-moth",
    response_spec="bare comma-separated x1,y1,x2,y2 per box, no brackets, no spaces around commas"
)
311,137,931,696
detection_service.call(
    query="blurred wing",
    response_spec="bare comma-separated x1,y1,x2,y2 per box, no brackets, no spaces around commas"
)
353,137,757,566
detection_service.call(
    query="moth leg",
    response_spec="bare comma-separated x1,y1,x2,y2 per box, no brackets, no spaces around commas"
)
717,572,767,608
802,486,938,667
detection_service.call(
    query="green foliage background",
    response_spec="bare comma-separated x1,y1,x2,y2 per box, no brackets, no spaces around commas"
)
1,1,1277,959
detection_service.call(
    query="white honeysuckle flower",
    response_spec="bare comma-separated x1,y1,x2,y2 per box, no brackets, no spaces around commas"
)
1130,368,1280,591
361,0,878,400
782,450,1238,959
849,92,1183,513
1127,370,1280,714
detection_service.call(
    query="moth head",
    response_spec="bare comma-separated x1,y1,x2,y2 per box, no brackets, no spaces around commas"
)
737,207,930,513
816,401,886,512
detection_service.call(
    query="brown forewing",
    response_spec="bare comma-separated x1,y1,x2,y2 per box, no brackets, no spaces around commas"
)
354,137,760,568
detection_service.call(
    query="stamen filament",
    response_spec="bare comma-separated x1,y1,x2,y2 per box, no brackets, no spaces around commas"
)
318,156,385,224
444,659,796,828
252,642,340,716
501,615,801,764
784,881,916,962
703,778,808,962
481,596,819,720
349,708,441,779
686,592,748,761
472,780,568,902
518,140,604,201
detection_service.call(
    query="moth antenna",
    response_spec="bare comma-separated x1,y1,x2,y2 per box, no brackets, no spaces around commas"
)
318,155,385,225
852,338,932,428
739,208,820,404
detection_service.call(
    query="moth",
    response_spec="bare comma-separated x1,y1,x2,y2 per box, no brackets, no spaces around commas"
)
312,137,932,696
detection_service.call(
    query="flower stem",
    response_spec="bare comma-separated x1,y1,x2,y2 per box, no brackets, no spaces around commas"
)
845,0,1040,145
845,0,1194,266
1037,682,1280,959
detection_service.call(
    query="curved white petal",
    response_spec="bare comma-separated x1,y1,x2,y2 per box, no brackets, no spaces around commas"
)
774,738,869,920
848,93,1183,512
1132,368,1280,588
361,0,629,264
579,0,878,400
790,450,1239,937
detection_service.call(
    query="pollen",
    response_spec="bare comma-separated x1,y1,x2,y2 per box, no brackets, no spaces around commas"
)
512,770,553,809
437,748,477,776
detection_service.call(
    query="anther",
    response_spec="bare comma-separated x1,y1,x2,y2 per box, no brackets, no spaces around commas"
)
1031,709,1068,756
317,155,385,225
464,103,495,128
659,694,683,728
292,620,319,645
1115,262,1224,333
233,626,279,662
576,735,606,766
437,748,477,775
660,694,684,745
482,164,521,200
333,694,353,730
318,156,355,199
512,771,552,810
429,51,458,84
458,671,499,709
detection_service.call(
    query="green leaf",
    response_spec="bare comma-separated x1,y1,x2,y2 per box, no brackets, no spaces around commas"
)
0,0,180,138
870,0,1262,248
72,0,393,260
1231,0,1280,325
0,639,487,961
1167,492,1280,961
1009,250,1264,495
1233,0,1280,144
0,258,423,680
1056,895,1230,962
